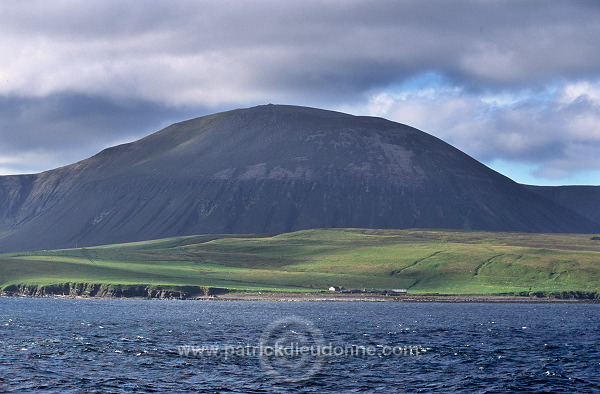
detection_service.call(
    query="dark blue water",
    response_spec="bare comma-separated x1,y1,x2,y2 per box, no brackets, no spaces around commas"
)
1,298,599,393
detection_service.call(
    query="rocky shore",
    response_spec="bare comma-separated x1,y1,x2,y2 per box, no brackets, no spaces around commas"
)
1,283,598,303
0,283,228,300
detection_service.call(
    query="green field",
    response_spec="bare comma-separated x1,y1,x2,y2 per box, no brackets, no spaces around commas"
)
1,229,600,296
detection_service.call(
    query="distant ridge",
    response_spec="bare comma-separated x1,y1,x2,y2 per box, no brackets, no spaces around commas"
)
525,185,600,225
0,104,598,253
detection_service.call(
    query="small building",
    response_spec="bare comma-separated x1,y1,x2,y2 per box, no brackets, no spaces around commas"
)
328,286,343,291
391,289,408,294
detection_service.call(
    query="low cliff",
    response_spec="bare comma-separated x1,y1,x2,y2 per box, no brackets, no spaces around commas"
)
1,283,230,299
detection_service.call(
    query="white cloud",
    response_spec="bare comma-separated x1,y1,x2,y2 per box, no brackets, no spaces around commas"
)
0,150,62,175
558,81,600,105
345,76,600,183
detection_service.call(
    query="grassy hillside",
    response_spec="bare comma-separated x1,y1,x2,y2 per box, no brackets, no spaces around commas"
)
1,229,600,296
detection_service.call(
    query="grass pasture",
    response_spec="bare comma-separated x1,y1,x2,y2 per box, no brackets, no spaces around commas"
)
1,228,600,296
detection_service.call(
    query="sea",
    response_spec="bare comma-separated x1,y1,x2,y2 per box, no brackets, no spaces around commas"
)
1,298,599,393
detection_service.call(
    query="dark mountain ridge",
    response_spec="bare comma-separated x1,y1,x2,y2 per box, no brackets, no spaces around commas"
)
0,104,598,253
525,185,600,225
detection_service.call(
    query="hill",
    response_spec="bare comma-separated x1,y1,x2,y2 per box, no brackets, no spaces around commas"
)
1,229,599,297
525,185,600,225
0,104,599,253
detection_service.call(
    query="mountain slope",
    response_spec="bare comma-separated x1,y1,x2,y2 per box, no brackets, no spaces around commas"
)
0,104,598,253
525,185,600,225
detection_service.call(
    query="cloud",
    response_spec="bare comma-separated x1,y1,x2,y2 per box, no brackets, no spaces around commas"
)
0,94,208,174
341,76,600,183
0,1,600,183
3,1,600,104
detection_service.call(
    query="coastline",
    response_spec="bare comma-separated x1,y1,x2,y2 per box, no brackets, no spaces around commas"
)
213,292,600,303
2,291,598,303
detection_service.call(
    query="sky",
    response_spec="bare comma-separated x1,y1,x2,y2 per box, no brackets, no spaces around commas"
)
1,0,600,186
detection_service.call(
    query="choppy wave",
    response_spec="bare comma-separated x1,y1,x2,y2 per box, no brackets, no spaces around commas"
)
0,298,599,392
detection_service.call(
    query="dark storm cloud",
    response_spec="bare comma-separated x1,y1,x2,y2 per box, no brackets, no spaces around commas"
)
0,94,210,174
1,1,600,181
3,0,600,100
